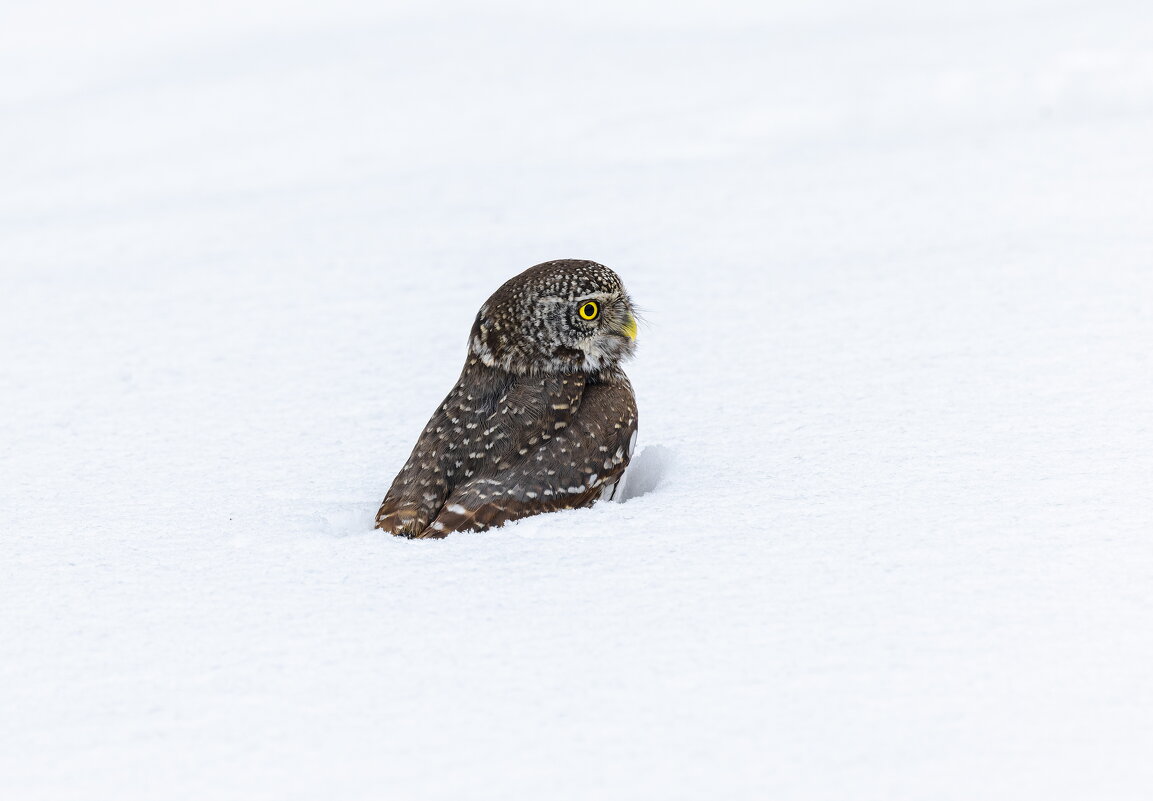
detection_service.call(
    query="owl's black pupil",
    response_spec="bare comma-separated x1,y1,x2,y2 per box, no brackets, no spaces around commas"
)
582,303,596,318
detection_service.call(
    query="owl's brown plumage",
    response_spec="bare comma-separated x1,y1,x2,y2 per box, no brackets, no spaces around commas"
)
375,259,639,539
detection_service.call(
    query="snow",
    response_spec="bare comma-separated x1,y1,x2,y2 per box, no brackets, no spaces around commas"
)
3,0,1152,798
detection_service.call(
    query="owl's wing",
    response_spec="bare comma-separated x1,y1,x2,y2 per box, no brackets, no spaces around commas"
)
415,372,637,538
375,363,517,537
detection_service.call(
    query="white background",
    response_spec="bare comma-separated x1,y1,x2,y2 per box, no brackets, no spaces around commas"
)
2,1,1151,798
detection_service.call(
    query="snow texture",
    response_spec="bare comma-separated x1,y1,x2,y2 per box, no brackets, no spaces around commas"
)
2,1,1152,798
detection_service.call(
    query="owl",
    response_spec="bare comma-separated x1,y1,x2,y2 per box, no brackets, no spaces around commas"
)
375,259,639,538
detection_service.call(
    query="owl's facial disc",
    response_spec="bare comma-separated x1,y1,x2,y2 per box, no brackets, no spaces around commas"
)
570,292,637,370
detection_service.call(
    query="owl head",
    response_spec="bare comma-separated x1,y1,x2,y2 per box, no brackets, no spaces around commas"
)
469,259,638,375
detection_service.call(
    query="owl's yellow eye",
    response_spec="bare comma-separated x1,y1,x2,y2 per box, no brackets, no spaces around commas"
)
578,301,599,321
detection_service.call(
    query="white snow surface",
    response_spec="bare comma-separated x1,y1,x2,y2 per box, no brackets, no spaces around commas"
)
3,1,1153,798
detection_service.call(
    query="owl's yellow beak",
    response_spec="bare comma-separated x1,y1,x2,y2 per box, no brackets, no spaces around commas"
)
621,313,638,341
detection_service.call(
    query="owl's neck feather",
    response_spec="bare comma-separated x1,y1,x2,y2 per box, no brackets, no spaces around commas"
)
462,355,622,385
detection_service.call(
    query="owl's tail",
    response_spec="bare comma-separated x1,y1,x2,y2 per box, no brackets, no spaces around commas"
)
374,502,430,538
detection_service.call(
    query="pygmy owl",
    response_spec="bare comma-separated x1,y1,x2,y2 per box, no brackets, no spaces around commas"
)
375,259,639,538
